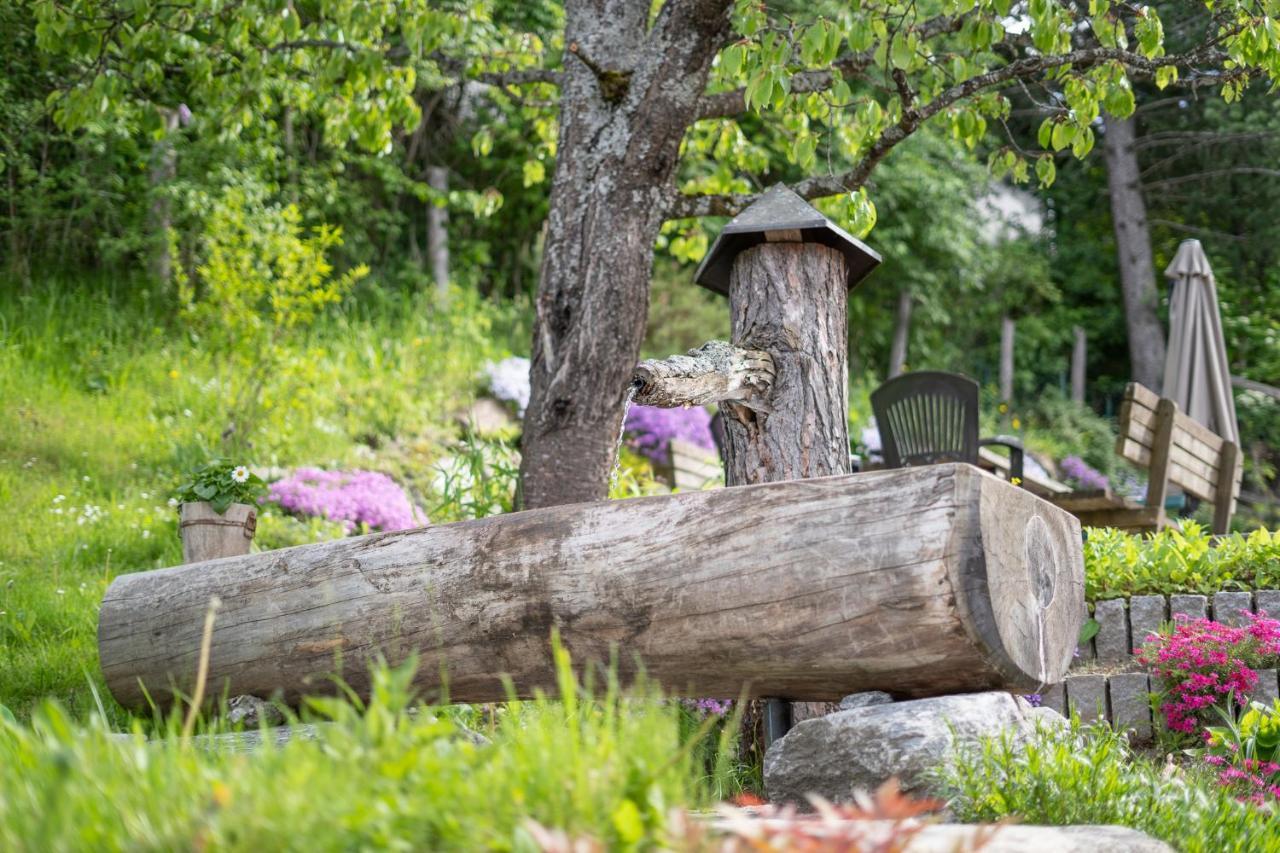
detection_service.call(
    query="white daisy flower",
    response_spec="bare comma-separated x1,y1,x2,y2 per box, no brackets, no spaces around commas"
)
231,466,250,484
168,497,179,508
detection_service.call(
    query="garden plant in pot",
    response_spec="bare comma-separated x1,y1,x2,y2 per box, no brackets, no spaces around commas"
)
173,461,265,563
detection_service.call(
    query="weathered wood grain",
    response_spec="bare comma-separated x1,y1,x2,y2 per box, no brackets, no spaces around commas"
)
99,464,1083,710
179,502,256,564
632,340,774,411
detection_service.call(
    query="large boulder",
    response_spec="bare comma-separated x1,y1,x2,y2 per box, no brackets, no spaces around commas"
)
764,691,1061,803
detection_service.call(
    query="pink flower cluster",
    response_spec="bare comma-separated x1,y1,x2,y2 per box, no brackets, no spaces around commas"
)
268,468,426,533
1204,754,1280,806
1136,612,1280,733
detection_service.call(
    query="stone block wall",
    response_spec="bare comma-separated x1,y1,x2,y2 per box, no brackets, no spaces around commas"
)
1036,589,1280,738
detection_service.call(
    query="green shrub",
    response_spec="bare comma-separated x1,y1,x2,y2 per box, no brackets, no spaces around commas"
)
937,720,1280,852
1085,523,1280,600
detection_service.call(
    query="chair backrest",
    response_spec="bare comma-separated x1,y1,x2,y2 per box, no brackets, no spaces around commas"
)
1116,382,1242,531
871,371,980,470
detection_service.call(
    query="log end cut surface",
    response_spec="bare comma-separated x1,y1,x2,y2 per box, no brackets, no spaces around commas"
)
951,467,1084,688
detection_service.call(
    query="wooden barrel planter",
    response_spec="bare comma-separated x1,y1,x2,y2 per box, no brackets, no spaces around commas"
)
179,502,258,563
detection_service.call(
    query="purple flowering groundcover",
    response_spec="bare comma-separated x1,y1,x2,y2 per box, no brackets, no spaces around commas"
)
624,404,716,466
268,468,426,533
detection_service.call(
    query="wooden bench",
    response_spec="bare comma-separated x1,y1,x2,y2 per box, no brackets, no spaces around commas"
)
657,438,724,491
1052,383,1242,534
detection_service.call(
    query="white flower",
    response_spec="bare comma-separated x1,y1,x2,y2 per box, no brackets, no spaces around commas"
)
168,497,179,508
231,466,250,484
140,492,150,499
141,530,151,539
53,495,65,503
484,356,532,414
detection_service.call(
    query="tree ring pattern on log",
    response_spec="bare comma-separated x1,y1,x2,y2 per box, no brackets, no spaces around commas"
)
965,470,1084,689
1024,516,1058,610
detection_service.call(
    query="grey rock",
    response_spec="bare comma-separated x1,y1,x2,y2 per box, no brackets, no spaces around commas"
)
1065,674,1108,723
1128,595,1167,650
226,695,284,728
838,691,894,711
1214,590,1254,625
1253,669,1279,706
1169,593,1207,621
1108,673,1153,742
1093,599,1131,663
1039,682,1066,716
886,823,1172,852
1255,590,1280,619
763,692,1061,802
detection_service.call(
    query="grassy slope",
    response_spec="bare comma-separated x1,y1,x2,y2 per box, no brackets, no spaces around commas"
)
0,275,514,723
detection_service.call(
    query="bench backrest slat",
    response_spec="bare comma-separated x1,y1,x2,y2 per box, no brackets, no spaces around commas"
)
1116,383,1241,517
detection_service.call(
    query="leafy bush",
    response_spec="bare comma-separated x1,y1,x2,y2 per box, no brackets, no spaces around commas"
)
173,187,367,450
1085,523,1280,600
0,652,740,851
1136,612,1280,734
172,460,265,514
937,720,1280,852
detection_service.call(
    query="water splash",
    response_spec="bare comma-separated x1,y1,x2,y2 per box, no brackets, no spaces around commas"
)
609,384,638,494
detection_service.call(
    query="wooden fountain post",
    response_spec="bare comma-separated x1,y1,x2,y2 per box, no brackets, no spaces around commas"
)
637,184,882,742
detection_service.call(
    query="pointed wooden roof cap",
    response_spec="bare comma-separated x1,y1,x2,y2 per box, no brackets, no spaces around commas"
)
693,183,882,295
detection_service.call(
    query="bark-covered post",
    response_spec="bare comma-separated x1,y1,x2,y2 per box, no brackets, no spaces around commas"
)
637,184,882,743
691,185,881,485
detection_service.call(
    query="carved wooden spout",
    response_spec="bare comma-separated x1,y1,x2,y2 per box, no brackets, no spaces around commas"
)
631,340,774,412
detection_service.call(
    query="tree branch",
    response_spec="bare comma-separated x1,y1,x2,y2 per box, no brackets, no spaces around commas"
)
668,43,1230,219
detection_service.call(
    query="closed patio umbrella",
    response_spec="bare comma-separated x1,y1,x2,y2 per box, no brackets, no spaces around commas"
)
1161,239,1239,444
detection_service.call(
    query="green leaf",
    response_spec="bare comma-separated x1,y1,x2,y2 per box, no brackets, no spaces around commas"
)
720,44,744,77
1156,66,1178,90
471,129,493,158
521,160,545,188
1038,117,1055,149
211,494,233,514
890,34,913,70
1079,617,1101,645
611,799,644,846
194,483,217,500
1071,125,1095,158
1035,154,1057,188
1050,121,1075,151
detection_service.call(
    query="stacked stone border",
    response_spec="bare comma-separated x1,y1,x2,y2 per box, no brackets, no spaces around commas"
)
1038,590,1280,735
1040,670,1280,740
1078,589,1280,664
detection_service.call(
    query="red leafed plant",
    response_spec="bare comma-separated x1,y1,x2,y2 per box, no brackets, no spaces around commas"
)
523,779,997,852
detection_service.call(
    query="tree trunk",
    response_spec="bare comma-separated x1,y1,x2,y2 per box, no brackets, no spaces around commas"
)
517,0,732,509
147,109,180,286
999,314,1015,404
888,288,912,378
98,464,1084,710
722,243,851,484
427,166,450,298
1103,114,1166,389
1071,326,1087,404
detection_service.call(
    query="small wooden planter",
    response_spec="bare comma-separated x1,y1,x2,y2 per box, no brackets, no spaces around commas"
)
179,502,257,564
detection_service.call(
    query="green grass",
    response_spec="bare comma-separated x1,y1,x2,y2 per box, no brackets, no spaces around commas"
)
0,652,743,851
0,274,517,722
936,719,1280,852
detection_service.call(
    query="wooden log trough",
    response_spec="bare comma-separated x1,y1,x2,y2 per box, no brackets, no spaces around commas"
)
98,463,1083,710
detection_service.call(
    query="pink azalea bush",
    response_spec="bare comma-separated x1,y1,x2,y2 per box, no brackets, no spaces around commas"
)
268,468,426,533
624,404,716,466
1136,612,1280,734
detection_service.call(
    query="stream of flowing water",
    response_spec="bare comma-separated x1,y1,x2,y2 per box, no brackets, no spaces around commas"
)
609,385,638,493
